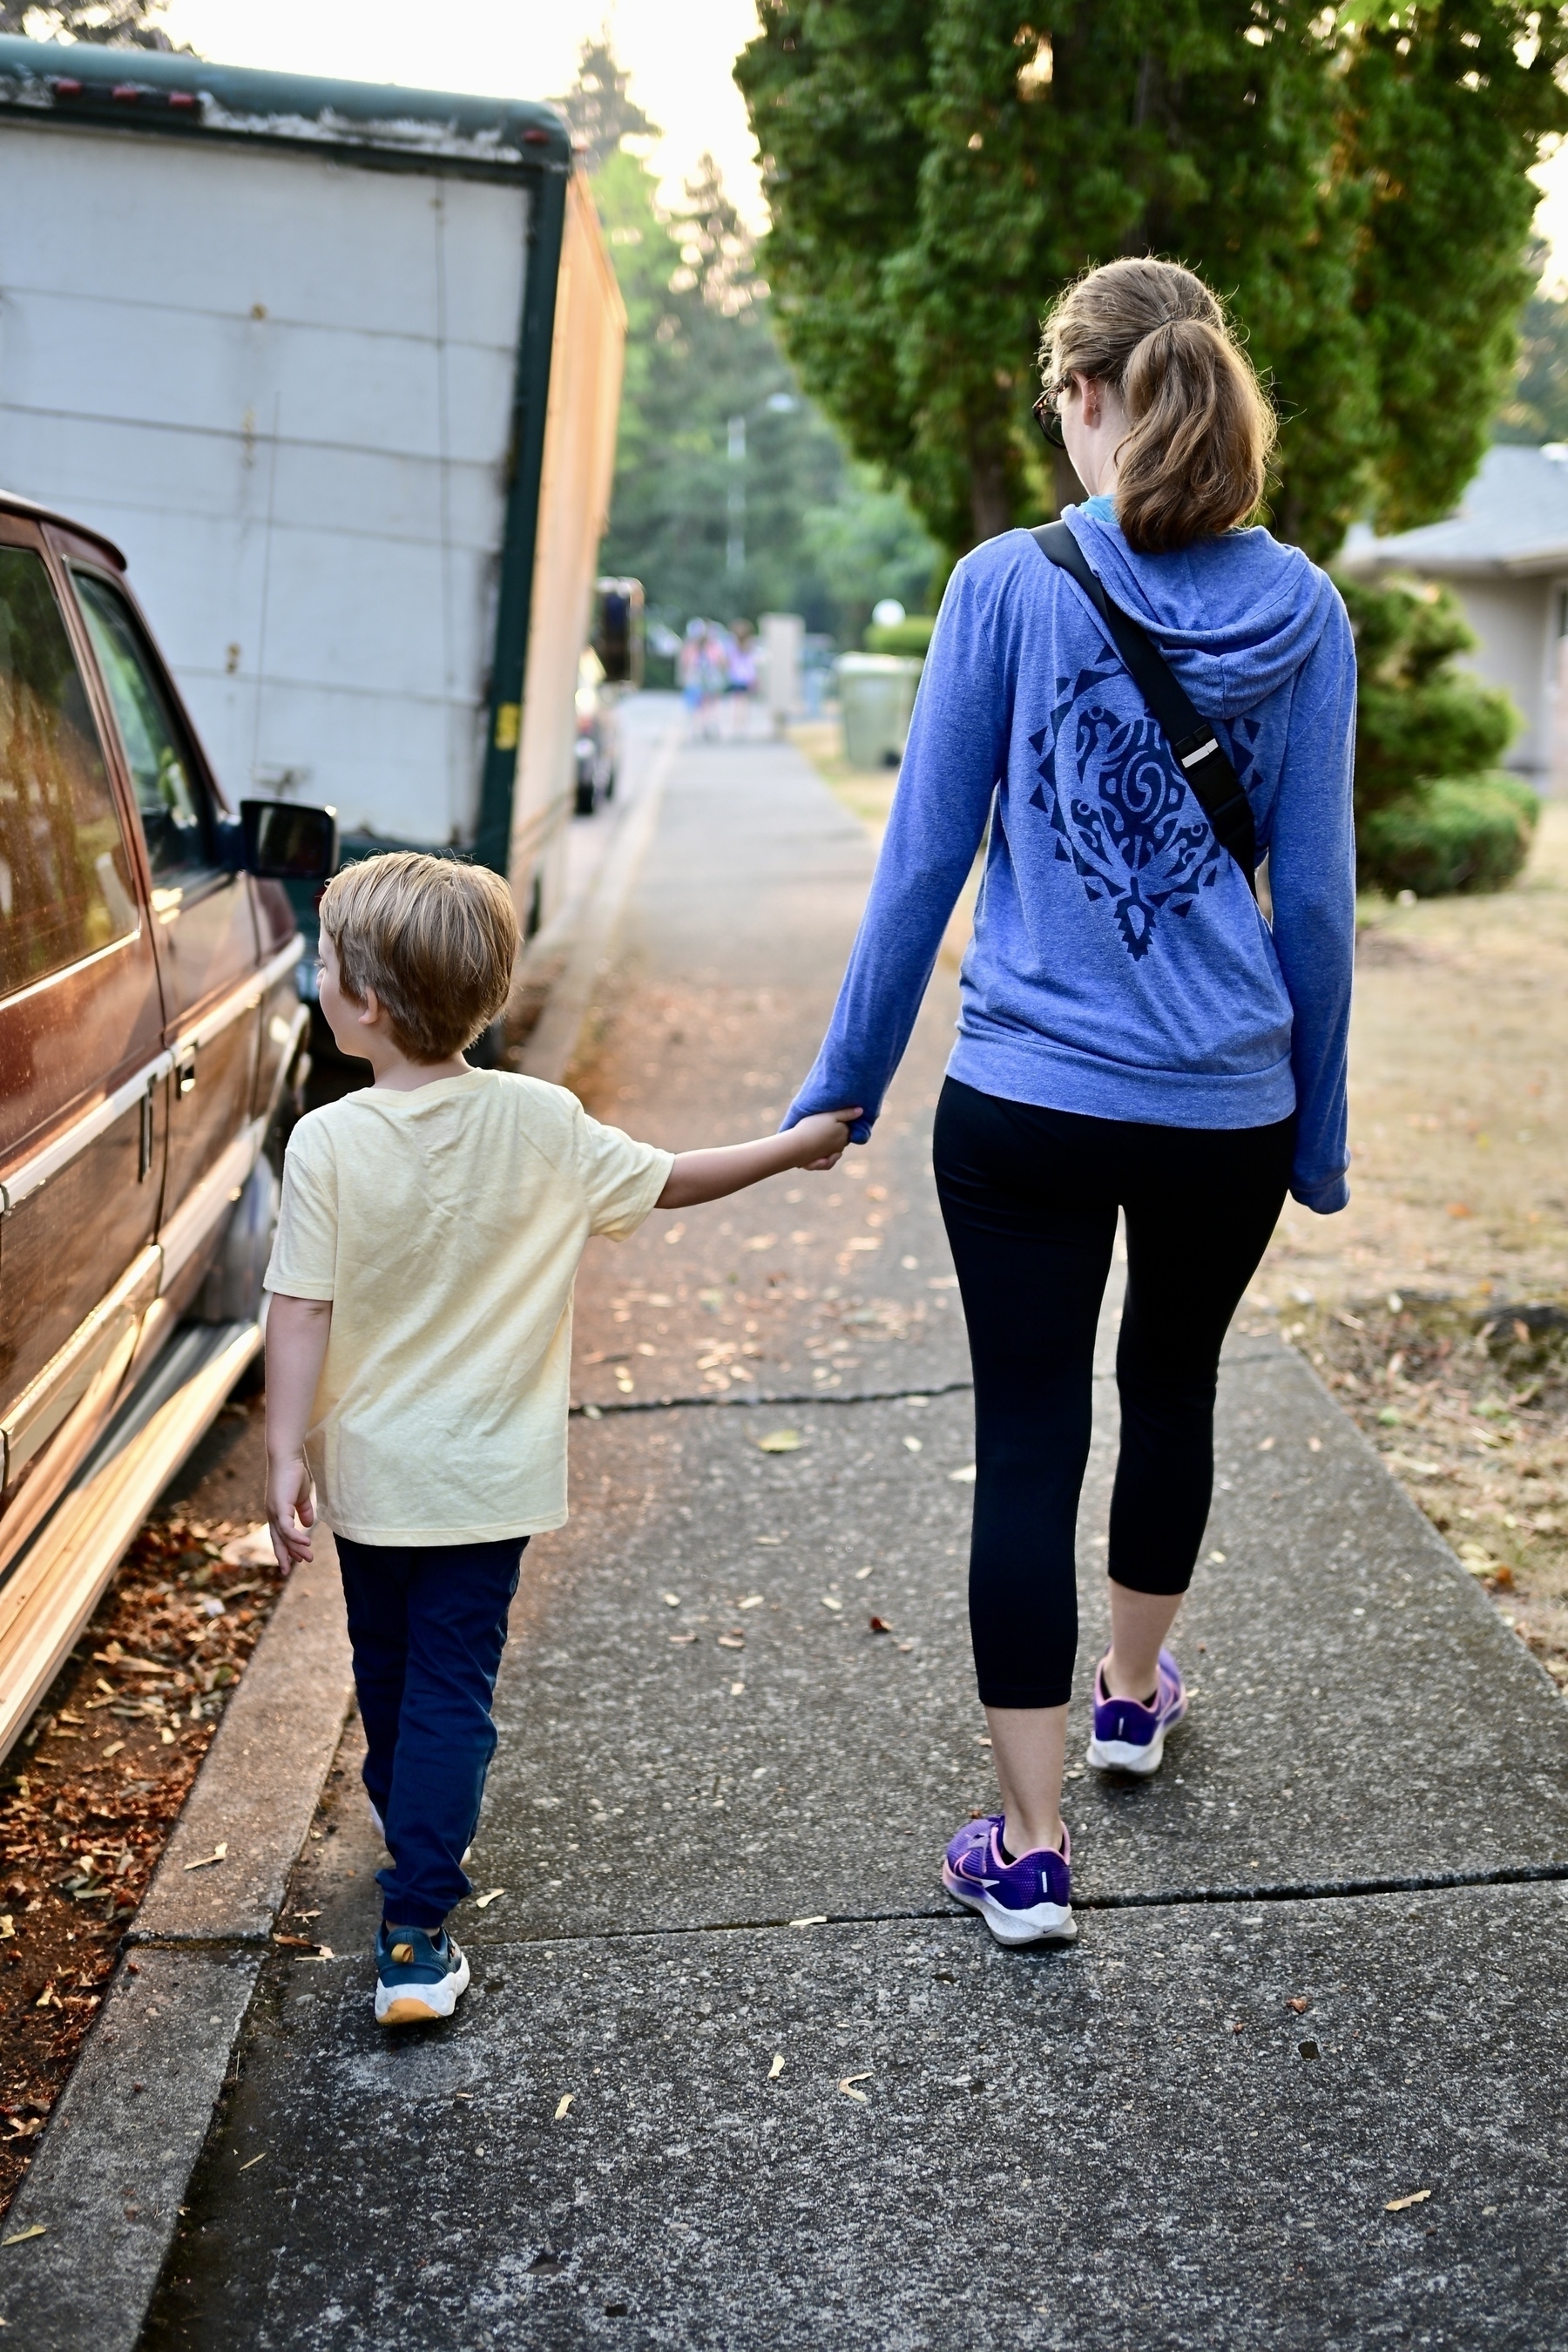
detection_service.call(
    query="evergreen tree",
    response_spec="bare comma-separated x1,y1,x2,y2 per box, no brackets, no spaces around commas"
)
564,37,936,635
0,0,177,44
737,2,1568,564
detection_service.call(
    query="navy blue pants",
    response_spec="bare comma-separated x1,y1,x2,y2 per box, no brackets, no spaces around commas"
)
933,1078,1294,1712
335,1533,526,1931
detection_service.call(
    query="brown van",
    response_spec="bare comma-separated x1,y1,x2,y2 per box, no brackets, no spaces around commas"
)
0,491,335,1758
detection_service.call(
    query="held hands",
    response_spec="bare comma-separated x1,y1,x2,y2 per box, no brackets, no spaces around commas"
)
787,1109,860,1171
266,1453,318,1571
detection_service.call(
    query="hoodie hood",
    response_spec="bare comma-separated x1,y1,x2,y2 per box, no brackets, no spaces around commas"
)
1064,501,1339,723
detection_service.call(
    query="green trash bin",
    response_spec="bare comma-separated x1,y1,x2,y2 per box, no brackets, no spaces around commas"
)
838,653,923,769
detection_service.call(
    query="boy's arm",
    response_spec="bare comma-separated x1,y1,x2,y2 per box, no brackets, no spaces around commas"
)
265,1294,333,1568
656,1110,857,1213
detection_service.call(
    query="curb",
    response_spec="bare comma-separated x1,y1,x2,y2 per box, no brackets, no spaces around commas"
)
0,1545,353,2349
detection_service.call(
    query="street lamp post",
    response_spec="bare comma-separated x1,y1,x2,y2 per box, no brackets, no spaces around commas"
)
726,390,798,580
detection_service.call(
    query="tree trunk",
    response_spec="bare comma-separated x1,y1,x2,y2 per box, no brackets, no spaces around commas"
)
969,447,1014,544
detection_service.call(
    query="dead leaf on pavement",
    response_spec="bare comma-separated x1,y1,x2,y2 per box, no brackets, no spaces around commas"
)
182,1841,228,1872
768,2054,785,2079
758,1429,802,1454
474,1889,506,1909
554,2093,575,2120
2,2224,46,2245
868,1617,894,1633
1286,1997,1309,2013
838,2072,872,2103
1385,2189,1432,2213
820,1595,842,1612
717,1632,745,1649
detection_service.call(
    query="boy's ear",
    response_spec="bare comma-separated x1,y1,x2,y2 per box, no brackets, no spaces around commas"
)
356,985,383,1030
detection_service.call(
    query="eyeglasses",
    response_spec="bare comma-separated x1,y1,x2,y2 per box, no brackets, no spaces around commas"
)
1033,384,1068,450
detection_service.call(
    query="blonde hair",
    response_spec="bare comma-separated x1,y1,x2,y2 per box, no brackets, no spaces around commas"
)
319,850,518,1063
1040,258,1275,553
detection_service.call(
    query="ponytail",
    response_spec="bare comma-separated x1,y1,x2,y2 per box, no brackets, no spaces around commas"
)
1040,259,1275,553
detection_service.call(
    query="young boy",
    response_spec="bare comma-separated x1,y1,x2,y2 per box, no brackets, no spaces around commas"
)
264,852,855,2026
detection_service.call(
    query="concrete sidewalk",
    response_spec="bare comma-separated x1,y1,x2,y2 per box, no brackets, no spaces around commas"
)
40,729,1568,2346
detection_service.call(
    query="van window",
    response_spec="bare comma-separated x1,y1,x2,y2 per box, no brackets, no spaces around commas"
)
72,571,214,886
0,546,139,1000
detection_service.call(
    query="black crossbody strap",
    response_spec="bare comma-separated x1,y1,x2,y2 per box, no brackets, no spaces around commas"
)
1031,520,1258,898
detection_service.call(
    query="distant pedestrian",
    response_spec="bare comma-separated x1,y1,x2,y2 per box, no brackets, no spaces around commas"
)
726,619,759,738
678,618,708,740
783,257,1355,1945
264,853,856,2024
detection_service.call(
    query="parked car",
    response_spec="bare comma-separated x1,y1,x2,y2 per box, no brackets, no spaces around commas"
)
0,490,335,1761
574,580,645,816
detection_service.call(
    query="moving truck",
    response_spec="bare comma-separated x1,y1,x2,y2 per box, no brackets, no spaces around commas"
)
0,34,626,951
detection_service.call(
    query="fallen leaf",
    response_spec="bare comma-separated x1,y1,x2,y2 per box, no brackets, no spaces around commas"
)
820,1595,843,1612
1446,1202,1472,1219
729,1680,746,1695
183,1842,228,1872
738,1595,765,1610
661,1592,681,1607
34,1983,55,2010
754,1536,783,1546
0,1917,11,1942
949,1463,977,1483
237,2151,267,2172
975,1734,992,1747
669,1631,698,1644
789,1915,828,1929
902,1436,923,1454
273,1933,323,1950
868,1616,894,1633
743,1234,778,1251
1308,1436,1322,1453
838,2072,872,2103
474,1889,507,1910
2,2225,46,2245
1286,1997,1309,2013
758,1429,802,1454
1385,2189,1431,2213
1207,1550,1227,1564
220,1524,275,1568
717,1632,745,1650
768,2054,786,2079
1257,1437,1275,1453
554,2093,575,2120
855,1565,875,1579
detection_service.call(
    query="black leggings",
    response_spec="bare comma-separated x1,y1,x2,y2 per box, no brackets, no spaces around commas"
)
933,1077,1294,1710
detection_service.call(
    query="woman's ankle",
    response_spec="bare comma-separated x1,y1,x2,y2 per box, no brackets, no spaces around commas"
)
1002,1812,1064,1862
1099,1648,1159,1706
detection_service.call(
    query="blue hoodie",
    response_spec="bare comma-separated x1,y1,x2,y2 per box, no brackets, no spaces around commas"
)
785,499,1356,1212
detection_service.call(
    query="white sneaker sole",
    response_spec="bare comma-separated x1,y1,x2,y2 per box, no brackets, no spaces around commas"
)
943,1871,1078,1947
1085,1723,1170,1776
375,1943,470,2027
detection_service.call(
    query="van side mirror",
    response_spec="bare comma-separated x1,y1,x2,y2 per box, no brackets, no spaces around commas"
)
240,800,338,881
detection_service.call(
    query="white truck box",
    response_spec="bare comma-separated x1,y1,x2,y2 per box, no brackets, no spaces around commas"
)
0,35,625,939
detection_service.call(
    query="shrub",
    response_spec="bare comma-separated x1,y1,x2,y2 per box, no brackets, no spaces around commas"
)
1357,773,1540,897
863,615,935,658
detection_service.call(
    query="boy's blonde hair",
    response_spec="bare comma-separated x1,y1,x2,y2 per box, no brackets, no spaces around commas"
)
319,850,518,1063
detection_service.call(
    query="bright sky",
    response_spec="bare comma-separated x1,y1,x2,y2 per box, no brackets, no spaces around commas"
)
160,0,769,224
162,1,1568,280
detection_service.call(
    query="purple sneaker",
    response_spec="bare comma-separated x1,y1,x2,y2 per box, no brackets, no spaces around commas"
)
1085,1646,1187,1776
942,1814,1077,1946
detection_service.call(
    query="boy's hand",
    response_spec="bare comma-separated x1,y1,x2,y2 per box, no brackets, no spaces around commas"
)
787,1109,858,1170
267,1454,317,1570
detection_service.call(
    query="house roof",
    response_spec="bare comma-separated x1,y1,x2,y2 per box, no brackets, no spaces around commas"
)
1339,444,1568,581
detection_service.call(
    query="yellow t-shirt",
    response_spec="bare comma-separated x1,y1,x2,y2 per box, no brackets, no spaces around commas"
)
263,1070,672,1544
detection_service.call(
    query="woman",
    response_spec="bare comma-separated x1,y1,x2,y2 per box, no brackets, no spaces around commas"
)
783,258,1355,1944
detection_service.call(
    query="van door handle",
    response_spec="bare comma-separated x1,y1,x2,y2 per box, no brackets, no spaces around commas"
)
139,1079,157,1181
175,1053,197,1098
